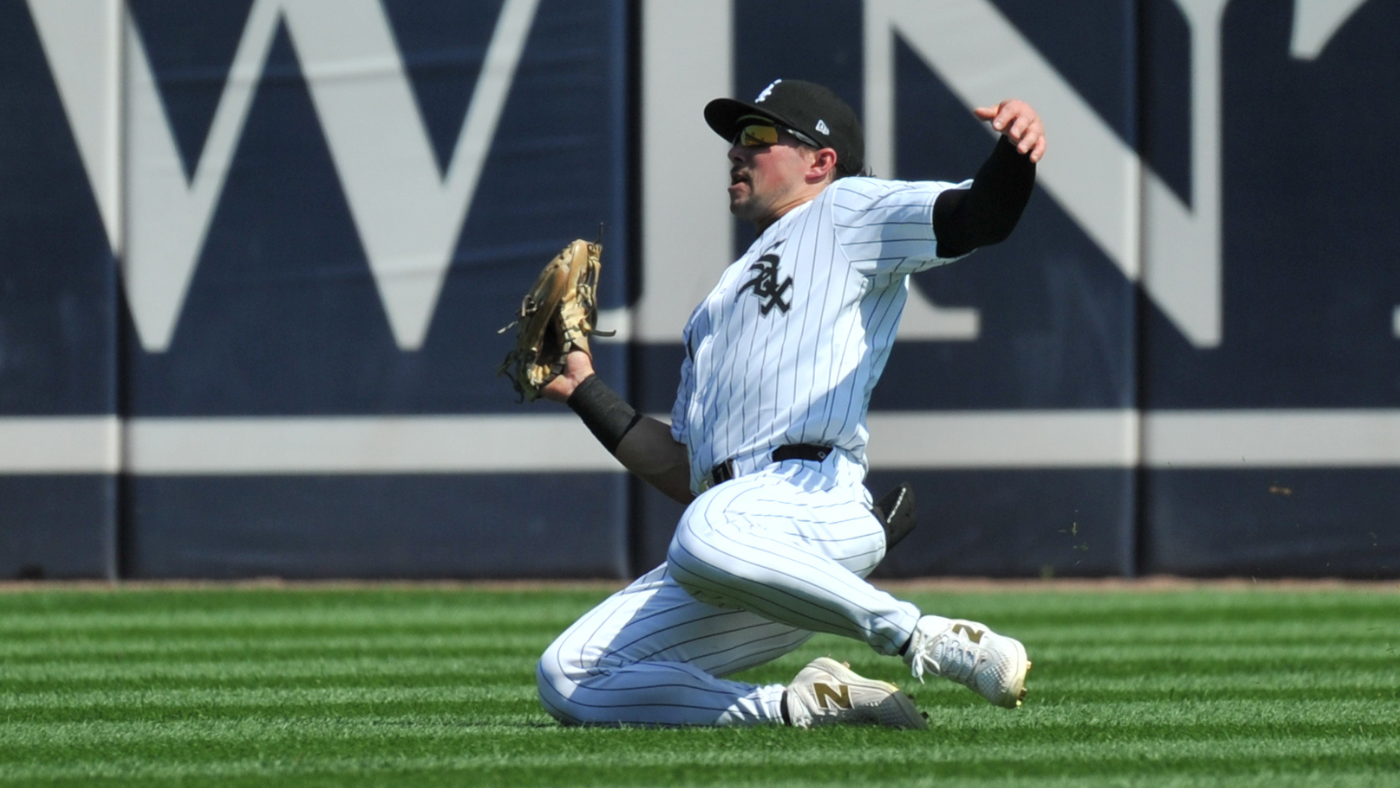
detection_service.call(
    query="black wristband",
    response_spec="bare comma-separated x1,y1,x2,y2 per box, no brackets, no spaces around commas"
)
566,374,643,455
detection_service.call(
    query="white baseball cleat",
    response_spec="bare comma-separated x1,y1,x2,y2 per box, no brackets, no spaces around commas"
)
783,657,927,729
902,616,1030,709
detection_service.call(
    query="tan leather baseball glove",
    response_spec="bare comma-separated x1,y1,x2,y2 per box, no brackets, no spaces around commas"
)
497,239,609,402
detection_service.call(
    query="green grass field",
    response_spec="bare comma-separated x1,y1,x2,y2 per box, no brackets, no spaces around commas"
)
1,582,1397,787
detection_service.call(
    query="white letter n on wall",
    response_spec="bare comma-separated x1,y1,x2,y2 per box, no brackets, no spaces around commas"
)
31,0,539,352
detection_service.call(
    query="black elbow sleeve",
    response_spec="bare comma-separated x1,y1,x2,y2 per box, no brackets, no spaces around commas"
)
934,137,1036,257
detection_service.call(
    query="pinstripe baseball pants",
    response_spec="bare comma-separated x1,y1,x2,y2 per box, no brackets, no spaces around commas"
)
536,454,923,726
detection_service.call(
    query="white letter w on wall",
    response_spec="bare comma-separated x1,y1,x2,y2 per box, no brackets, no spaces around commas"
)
30,0,540,352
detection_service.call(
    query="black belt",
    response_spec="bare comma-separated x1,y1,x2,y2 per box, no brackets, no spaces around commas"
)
706,444,833,489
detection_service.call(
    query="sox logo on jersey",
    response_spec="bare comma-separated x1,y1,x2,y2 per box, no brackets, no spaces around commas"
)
737,247,793,315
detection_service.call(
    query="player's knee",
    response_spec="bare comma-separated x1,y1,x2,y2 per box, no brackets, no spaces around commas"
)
668,561,729,608
535,642,584,725
667,518,751,608
666,518,718,586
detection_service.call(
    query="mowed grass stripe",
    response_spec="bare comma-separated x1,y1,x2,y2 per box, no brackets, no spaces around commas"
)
7,663,1396,716
0,587,616,614
3,734,1398,787
0,632,554,662
0,592,609,628
5,660,1394,702
2,769,1395,788
4,697,1395,745
1,697,536,727
6,679,1393,716
4,619,1396,659
0,618,575,642
2,587,1392,626
0,671,530,698
6,611,1393,654
0,634,550,663
5,723,1398,759
5,661,1394,704
1015,620,1400,642
904,594,1400,625
5,739,1399,779
6,642,1394,677
1,684,538,714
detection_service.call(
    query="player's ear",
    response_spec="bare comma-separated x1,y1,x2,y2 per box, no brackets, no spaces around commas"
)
809,148,838,181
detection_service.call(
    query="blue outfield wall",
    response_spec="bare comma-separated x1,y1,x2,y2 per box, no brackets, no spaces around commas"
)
0,0,119,580
115,0,632,579
2,0,633,580
1137,0,1400,577
1,0,1397,580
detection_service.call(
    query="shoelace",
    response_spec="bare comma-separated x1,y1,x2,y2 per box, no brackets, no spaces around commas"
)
911,630,979,684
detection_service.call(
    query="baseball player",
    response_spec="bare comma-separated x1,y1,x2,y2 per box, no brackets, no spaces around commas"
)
536,79,1044,728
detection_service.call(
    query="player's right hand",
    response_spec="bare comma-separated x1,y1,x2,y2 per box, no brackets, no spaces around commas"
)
974,99,1046,163
542,349,597,403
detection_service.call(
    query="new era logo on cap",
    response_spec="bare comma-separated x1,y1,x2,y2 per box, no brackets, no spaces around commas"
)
815,119,830,134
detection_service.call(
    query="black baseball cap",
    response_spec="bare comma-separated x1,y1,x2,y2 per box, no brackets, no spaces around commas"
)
704,79,865,176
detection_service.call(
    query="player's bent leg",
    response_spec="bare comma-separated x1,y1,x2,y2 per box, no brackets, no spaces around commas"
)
537,652,785,726
535,565,810,726
667,471,921,657
665,466,1033,709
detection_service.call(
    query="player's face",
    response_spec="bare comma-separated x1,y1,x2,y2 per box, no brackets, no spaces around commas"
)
727,129,822,230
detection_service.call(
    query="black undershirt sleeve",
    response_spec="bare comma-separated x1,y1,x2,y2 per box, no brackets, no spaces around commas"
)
567,374,642,455
932,136,1037,259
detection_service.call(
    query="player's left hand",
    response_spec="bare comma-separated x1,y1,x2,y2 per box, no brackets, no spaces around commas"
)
541,349,596,403
974,100,1046,163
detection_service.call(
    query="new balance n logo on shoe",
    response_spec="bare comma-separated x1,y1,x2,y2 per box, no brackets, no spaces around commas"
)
952,623,985,643
786,658,927,729
813,682,852,711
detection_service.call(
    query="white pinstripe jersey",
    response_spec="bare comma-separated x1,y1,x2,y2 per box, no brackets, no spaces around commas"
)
671,176,972,492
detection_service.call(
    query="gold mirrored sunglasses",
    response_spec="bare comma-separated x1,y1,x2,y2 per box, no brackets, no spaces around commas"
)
732,122,820,149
